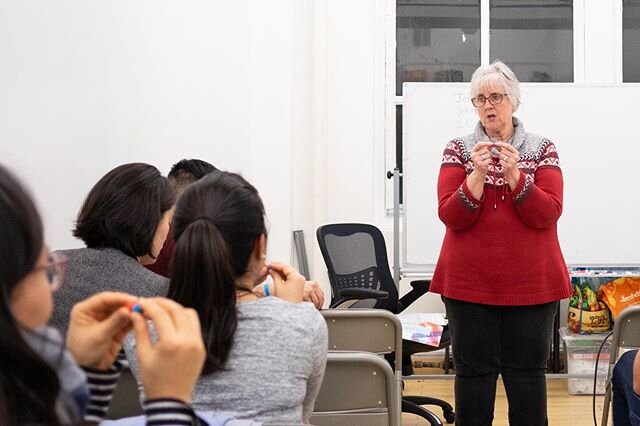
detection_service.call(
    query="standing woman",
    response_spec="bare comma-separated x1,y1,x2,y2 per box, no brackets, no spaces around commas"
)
430,61,571,426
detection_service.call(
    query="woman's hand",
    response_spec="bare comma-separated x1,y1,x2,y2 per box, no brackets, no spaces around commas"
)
302,280,325,309
268,262,305,304
255,278,324,308
131,297,205,404
466,141,494,199
494,142,521,190
66,292,135,370
470,141,493,174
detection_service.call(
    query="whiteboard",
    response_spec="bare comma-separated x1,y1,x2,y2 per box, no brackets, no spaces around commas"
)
403,83,640,271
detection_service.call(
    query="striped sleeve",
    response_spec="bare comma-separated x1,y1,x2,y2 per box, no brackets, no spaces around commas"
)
82,359,124,422
143,398,202,425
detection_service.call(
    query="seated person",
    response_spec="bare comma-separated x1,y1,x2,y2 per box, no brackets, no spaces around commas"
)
612,349,640,425
145,158,218,278
51,163,174,333
125,170,328,424
0,163,206,425
146,158,325,309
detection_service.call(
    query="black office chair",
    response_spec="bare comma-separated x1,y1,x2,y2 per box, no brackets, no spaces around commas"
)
317,223,455,424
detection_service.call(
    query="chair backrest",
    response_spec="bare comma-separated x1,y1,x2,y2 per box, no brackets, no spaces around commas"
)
319,309,402,426
322,309,403,367
310,352,398,426
601,305,640,426
316,223,399,312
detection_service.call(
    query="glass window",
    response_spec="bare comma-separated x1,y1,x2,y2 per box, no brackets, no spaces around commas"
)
490,0,573,82
396,0,481,95
624,0,640,82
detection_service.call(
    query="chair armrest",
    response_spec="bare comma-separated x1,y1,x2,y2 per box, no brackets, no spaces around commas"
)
329,288,390,308
410,279,431,292
339,288,389,300
397,279,431,313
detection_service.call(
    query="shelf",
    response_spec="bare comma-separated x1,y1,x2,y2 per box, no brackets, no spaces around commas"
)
569,266,640,278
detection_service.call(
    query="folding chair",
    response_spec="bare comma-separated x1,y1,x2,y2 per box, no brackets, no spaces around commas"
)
601,305,640,426
316,223,455,423
311,352,397,426
320,309,446,426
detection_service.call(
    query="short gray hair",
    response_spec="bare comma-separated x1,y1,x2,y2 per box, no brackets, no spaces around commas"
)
470,61,521,110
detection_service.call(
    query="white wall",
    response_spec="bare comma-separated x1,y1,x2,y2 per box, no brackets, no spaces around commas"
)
0,1,250,246
0,1,321,276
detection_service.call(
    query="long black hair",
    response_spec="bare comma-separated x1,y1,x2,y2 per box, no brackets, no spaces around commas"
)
169,171,266,374
0,164,62,425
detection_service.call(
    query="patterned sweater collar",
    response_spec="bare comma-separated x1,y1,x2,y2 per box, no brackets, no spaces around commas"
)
464,116,547,158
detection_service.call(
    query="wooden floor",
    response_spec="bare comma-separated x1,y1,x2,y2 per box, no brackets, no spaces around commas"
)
401,365,609,425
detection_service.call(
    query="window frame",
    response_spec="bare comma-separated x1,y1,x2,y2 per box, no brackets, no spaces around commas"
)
385,0,593,213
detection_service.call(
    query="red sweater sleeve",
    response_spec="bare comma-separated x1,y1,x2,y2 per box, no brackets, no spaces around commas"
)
509,142,564,229
437,141,482,231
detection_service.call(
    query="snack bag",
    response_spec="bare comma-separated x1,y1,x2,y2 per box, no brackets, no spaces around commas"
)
597,277,640,320
567,280,611,333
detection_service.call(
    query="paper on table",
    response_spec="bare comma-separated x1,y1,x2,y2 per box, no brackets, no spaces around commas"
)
397,313,447,347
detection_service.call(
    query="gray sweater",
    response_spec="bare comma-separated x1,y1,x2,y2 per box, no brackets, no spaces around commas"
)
124,297,328,425
51,247,168,333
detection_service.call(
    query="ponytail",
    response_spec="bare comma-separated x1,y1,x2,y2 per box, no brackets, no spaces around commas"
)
169,171,267,375
169,219,237,374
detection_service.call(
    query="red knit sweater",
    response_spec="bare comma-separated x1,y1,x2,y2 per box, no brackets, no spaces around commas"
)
145,226,174,278
430,133,571,306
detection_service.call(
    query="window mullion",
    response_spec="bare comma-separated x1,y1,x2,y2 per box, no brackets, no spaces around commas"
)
481,0,490,65
573,0,585,83
614,0,623,83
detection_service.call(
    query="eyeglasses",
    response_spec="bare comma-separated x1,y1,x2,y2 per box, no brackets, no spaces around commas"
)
471,93,508,107
34,252,68,291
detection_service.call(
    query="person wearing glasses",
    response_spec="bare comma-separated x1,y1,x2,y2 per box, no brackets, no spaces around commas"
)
430,61,571,426
0,163,208,425
51,163,174,334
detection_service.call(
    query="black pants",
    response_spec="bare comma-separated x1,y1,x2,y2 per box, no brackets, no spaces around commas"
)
442,297,558,426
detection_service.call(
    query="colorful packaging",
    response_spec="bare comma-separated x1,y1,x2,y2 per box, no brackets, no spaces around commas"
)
567,280,611,333
597,277,640,320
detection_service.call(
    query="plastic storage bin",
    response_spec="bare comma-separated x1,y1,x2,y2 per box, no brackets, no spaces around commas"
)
559,327,611,395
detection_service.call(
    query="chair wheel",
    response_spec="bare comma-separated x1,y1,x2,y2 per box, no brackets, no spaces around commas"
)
444,411,455,424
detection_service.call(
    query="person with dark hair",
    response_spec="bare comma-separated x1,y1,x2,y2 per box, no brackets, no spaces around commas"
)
147,159,326,310
167,158,218,193
51,163,175,333
145,158,217,278
0,163,207,425
125,171,328,424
